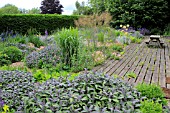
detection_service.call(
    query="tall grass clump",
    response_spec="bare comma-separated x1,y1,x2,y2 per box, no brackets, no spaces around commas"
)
55,27,80,67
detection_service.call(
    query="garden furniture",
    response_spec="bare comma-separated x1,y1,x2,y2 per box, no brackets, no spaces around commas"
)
145,35,164,48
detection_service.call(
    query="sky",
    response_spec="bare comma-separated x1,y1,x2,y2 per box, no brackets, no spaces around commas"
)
0,0,88,15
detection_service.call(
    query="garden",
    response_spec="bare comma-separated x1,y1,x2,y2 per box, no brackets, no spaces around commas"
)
0,12,170,113
0,0,170,112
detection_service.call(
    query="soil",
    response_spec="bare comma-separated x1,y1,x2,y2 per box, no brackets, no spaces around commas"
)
162,87,170,99
10,62,25,67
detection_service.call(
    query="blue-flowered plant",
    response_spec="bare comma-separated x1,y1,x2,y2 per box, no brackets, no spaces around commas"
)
26,45,61,68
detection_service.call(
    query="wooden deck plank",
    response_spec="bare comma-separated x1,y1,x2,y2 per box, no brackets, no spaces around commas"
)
135,48,154,85
165,44,170,77
92,38,169,88
106,44,138,75
95,44,135,73
159,48,166,87
129,47,150,84
144,48,157,84
116,44,145,82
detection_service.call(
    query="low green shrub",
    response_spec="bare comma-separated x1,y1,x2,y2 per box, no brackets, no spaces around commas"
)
130,36,142,44
136,83,167,105
28,35,45,48
140,100,162,113
112,43,123,52
33,69,51,82
2,46,23,63
0,53,11,66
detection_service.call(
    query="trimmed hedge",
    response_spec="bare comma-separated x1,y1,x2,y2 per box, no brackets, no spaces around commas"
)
0,14,79,34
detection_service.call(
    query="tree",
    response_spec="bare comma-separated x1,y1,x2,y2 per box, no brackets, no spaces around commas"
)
40,0,64,14
28,8,40,14
20,8,29,14
83,0,169,33
0,4,20,14
73,1,92,15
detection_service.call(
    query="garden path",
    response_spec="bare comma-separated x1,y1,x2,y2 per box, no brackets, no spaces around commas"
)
93,38,170,89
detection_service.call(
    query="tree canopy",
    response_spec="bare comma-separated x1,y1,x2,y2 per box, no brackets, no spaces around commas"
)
0,4,20,14
73,0,169,33
40,0,64,14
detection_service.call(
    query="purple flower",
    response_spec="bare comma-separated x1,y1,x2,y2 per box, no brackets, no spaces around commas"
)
0,97,5,107
45,30,48,36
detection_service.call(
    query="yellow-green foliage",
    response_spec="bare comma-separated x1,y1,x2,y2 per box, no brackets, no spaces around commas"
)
140,100,162,113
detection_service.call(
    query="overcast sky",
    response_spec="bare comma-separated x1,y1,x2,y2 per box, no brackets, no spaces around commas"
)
0,0,88,15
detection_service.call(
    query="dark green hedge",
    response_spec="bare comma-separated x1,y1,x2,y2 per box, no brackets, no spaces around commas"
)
0,14,80,34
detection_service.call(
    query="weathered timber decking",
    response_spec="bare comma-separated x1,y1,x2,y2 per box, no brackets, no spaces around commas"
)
93,39,170,88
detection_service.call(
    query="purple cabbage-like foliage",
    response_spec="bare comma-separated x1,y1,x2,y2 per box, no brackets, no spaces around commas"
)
23,72,145,112
0,71,35,111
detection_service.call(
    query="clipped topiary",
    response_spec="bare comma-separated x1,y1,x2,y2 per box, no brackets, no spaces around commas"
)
2,46,23,63
23,72,145,112
25,45,61,68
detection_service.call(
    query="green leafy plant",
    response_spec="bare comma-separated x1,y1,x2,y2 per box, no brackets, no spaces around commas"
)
97,32,104,43
139,62,144,66
136,83,167,105
164,23,170,36
120,51,125,55
140,100,162,113
2,46,23,63
28,35,45,48
0,104,10,113
0,53,11,66
130,36,142,44
33,69,51,82
112,43,123,52
110,54,120,60
126,72,137,78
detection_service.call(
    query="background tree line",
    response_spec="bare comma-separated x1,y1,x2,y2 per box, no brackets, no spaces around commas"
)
73,0,170,34
0,4,40,14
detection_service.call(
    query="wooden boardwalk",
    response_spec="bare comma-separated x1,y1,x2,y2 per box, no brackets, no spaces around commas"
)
93,39,170,88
